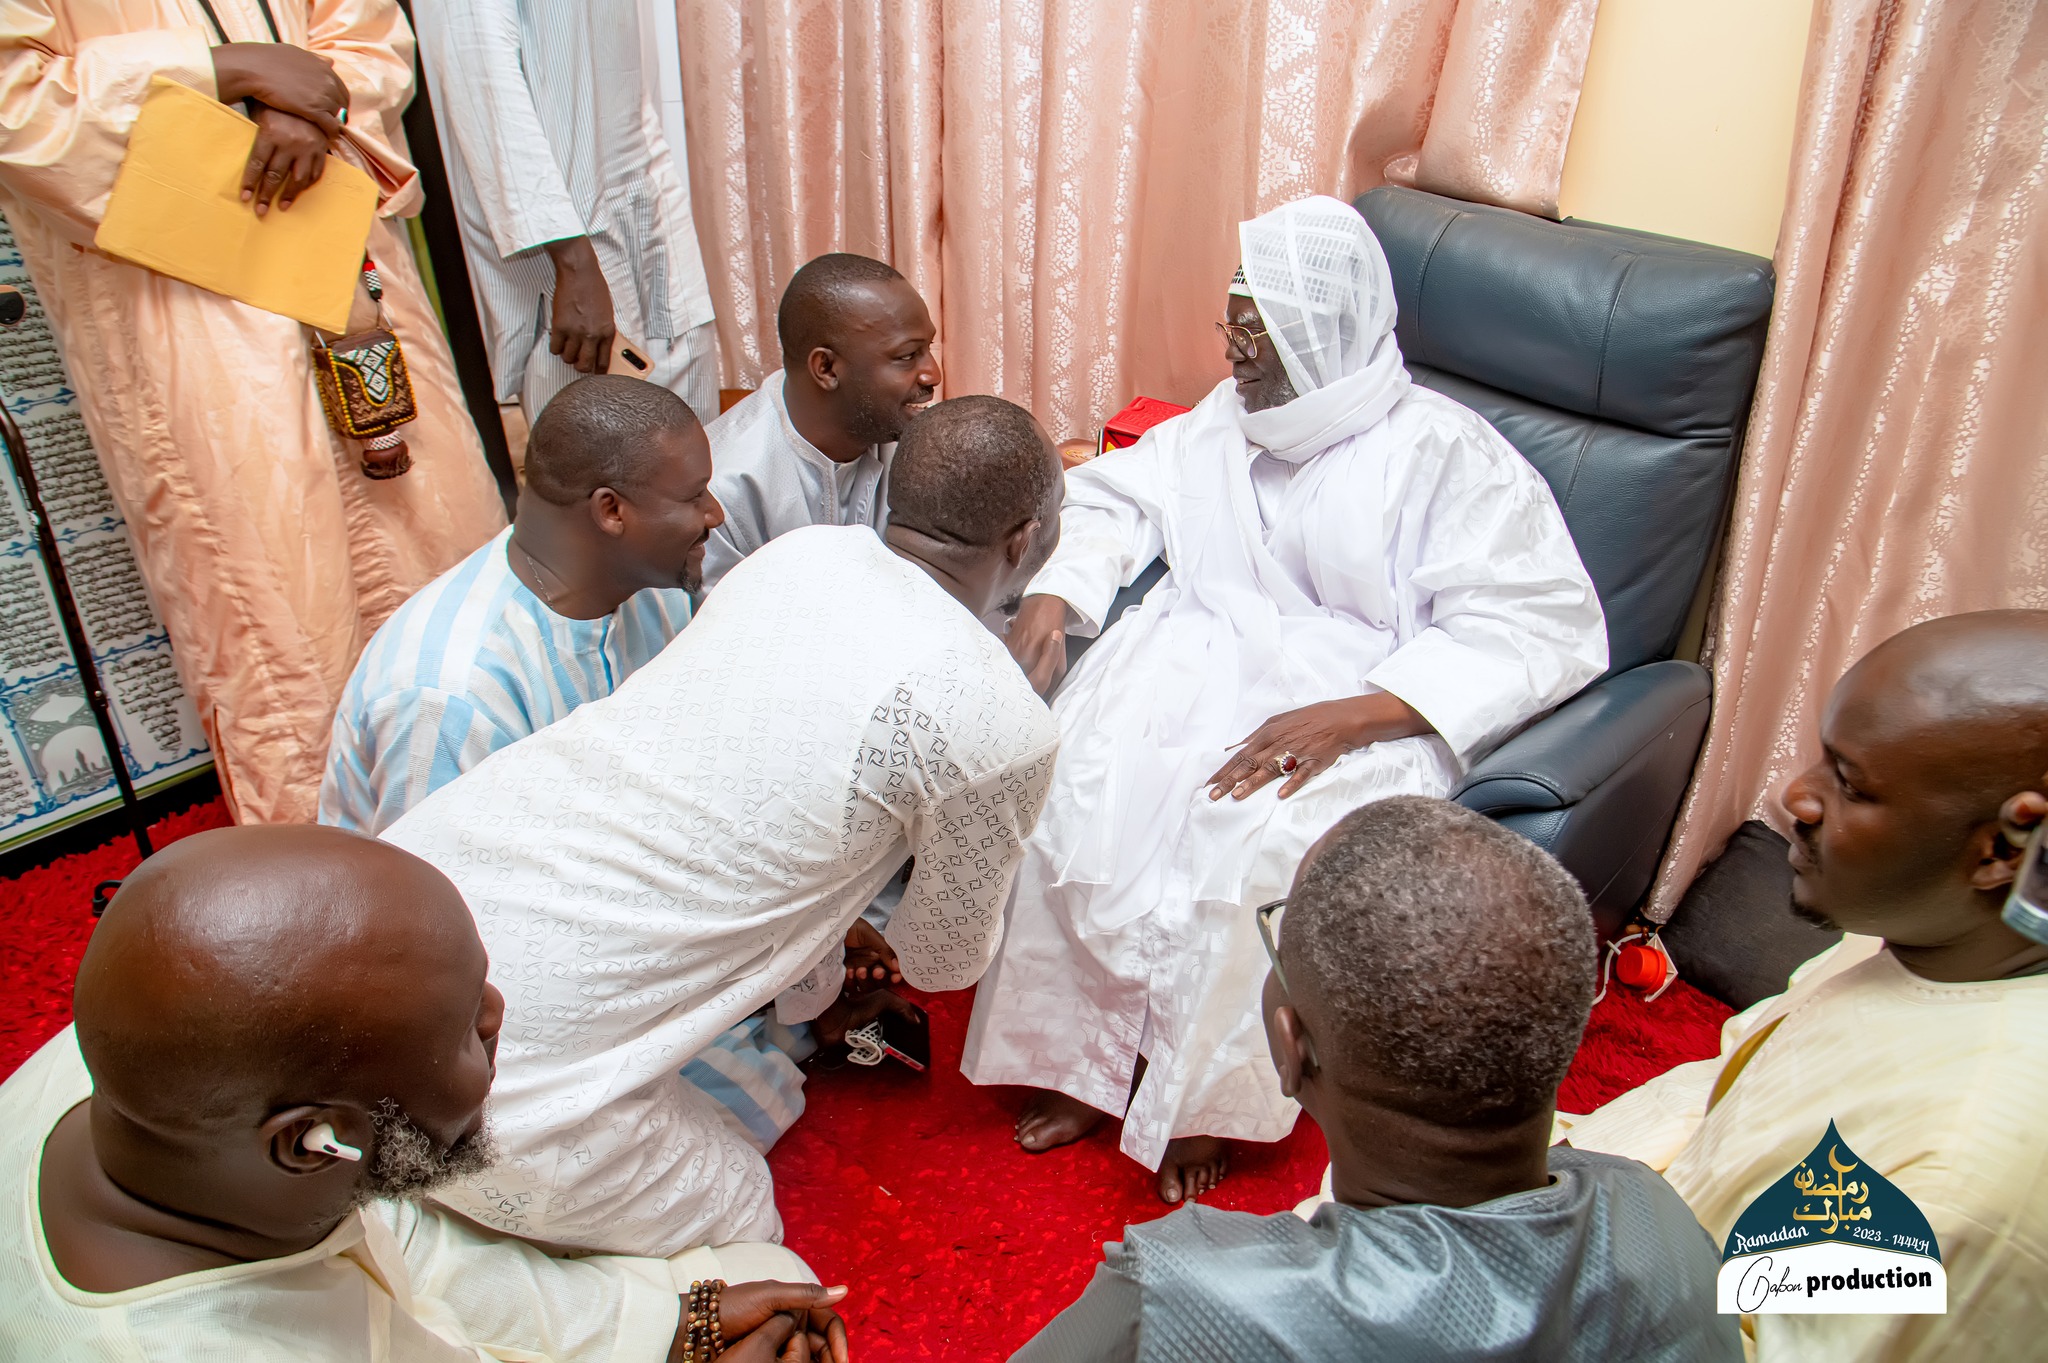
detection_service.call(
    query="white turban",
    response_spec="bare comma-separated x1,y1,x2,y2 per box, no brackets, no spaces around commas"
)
1233,195,1411,463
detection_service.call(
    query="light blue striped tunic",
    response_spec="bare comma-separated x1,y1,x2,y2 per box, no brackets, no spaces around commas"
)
317,527,807,1151
318,527,692,836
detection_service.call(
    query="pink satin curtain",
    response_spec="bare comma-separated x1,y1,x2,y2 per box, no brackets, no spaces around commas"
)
675,0,1597,441
1651,0,2048,914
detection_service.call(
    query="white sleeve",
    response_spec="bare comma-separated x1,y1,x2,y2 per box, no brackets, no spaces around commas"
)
1021,438,1170,637
1551,1055,1722,1172
885,744,1057,991
376,1200,679,1363
880,662,1059,992
772,944,844,1027
411,0,585,258
1362,430,1609,764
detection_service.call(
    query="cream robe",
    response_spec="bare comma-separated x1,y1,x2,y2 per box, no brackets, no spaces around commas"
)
1560,936,2048,1362
0,0,506,823
962,380,1607,1168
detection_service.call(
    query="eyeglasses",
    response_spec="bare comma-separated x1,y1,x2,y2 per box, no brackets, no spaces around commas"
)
1255,897,1318,1071
1254,897,1291,994
1216,320,1269,360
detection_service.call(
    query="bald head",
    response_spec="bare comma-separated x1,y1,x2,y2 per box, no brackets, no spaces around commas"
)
76,825,484,1128
1785,610,2048,956
1837,610,2048,820
777,253,908,362
1282,797,1594,1126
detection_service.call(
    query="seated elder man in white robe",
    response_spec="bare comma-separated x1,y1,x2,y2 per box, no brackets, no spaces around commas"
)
701,253,941,593
385,395,1064,1257
963,195,1608,1203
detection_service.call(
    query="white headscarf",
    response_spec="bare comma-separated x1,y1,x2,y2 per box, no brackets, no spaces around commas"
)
1233,195,1410,464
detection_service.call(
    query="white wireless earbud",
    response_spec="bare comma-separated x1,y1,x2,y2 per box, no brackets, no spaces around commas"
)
302,1122,363,1163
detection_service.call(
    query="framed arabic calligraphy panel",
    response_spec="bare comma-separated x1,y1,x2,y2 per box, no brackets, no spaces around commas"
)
0,209,212,853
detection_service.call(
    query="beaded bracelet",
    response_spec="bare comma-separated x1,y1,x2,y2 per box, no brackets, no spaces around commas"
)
683,1278,726,1361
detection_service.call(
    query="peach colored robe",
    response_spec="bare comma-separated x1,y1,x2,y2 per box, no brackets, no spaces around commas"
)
0,0,506,822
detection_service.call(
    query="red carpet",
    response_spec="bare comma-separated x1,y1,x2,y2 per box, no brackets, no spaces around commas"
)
1,801,1733,1360
0,799,234,1074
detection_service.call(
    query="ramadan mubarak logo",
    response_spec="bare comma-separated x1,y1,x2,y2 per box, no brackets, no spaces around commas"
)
1717,1121,1945,1314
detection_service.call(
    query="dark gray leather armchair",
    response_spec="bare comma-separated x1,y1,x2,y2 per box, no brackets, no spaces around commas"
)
1355,187,1773,931
1066,189,1771,932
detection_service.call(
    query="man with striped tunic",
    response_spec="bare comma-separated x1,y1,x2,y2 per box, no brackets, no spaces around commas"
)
318,376,821,1151
319,376,707,836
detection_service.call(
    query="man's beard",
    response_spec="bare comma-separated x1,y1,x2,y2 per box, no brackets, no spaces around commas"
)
349,1099,499,1207
1787,897,1840,932
845,383,931,447
1243,368,1300,414
1786,826,1839,931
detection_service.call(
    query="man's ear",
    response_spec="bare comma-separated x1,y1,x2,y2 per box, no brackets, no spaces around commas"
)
806,345,841,391
588,487,629,538
1270,1004,1313,1099
264,1104,368,1176
1003,516,1040,568
1973,789,2048,891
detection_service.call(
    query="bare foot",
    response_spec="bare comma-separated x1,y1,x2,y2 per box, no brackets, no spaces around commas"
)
1016,1089,1105,1152
1157,1135,1230,1203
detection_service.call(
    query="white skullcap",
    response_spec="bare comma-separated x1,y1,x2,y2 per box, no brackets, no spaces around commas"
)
1234,196,1399,396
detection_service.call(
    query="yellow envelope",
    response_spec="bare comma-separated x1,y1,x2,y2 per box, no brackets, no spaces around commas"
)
95,78,377,334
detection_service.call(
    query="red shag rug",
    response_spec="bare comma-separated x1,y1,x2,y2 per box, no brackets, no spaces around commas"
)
1,801,1733,1360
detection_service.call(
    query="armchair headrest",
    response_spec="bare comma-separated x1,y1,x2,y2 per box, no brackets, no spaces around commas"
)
1356,187,1774,442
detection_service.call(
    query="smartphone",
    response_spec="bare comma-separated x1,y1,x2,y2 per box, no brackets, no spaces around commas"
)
878,1007,930,1072
2002,820,2048,945
605,333,654,379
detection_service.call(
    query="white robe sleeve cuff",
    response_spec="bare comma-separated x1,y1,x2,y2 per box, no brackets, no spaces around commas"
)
609,1258,687,1363
1364,626,1542,767
1021,547,1121,637
773,947,844,1027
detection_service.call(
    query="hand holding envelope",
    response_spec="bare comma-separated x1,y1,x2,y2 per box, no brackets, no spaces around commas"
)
209,40,352,214
94,78,378,334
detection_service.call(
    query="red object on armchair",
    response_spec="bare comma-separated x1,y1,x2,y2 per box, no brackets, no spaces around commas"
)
1099,395,1191,453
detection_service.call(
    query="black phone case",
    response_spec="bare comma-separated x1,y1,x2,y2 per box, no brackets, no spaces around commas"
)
881,1007,931,1070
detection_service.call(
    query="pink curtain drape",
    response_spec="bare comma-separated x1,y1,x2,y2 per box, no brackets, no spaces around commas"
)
676,0,1598,441
1650,0,2048,915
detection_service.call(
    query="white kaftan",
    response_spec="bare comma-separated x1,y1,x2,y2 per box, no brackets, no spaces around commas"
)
385,525,1058,1256
413,0,717,419
0,1029,711,1362
961,380,1606,1166
700,371,891,593
966,198,1605,1169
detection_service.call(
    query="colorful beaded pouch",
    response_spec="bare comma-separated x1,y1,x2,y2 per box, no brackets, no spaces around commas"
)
310,258,417,479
